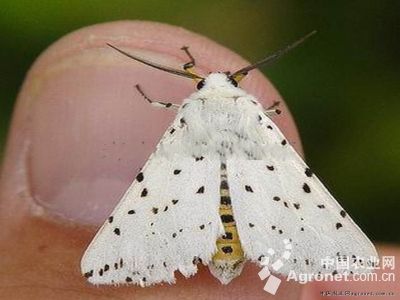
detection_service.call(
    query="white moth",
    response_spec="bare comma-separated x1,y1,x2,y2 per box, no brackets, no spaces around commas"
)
81,32,377,286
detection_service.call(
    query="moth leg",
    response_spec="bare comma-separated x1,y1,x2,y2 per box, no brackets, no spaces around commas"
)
180,46,202,81
264,100,282,117
135,84,180,110
181,46,196,69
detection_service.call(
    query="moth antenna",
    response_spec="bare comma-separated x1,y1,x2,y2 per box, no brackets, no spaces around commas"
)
107,43,204,80
231,30,317,81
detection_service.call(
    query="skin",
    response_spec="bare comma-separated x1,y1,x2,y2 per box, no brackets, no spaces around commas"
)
0,21,398,300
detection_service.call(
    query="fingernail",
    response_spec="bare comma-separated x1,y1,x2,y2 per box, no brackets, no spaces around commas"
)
30,49,198,224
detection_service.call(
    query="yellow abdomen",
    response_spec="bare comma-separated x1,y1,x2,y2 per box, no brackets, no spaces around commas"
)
210,163,245,283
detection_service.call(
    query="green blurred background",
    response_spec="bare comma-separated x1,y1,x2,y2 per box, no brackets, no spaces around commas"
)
0,1,399,242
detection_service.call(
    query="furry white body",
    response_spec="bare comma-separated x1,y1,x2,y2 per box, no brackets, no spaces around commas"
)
81,73,377,286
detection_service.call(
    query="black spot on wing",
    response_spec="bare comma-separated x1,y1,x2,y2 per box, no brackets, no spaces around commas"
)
113,228,120,236
141,188,148,197
305,168,313,177
302,183,311,193
336,222,343,229
173,169,181,175
84,270,93,278
196,186,205,194
136,172,144,182
245,185,253,192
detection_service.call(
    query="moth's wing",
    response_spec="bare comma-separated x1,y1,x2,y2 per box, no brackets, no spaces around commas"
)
228,115,377,275
81,118,223,286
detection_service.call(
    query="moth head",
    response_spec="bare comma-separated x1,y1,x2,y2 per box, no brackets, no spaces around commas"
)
106,30,316,88
195,72,238,91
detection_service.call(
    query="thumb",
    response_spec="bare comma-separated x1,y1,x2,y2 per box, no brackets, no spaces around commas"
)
0,21,302,299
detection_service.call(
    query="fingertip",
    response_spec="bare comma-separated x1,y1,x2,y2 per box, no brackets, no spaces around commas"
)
1,20,301,226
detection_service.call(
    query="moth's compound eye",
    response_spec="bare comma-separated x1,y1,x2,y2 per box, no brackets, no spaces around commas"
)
228,77,238,87
196,79,205,90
